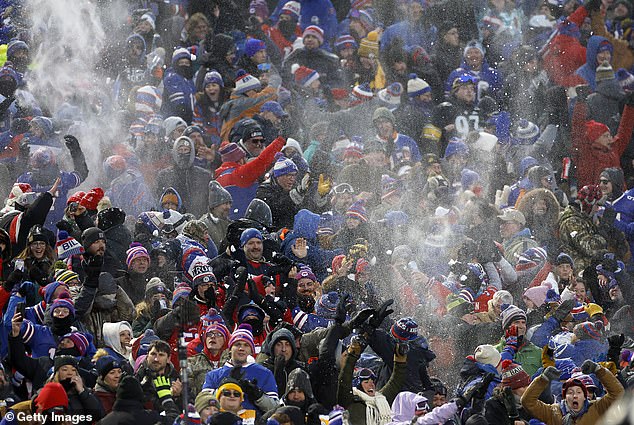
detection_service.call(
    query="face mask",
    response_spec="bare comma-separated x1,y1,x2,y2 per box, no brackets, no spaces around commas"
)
279,20,297,39
176,64,194,80
244,318,263,335
51,315,74,336
0,80,16,98
175,152,191,168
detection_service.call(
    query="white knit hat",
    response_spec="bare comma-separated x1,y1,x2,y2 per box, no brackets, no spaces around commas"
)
474,344,501,368
407,73,431,97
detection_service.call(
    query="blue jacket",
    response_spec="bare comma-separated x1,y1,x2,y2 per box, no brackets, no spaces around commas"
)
291,306,334,332
270,0,338,46
569,339,608,366
162,67,196,120
281,209,342,281
106,169,154,218
445,59,503,102
610,191,634,270
381,20,437,53
18,319,96,359
202,362,278,412
575,36,612,90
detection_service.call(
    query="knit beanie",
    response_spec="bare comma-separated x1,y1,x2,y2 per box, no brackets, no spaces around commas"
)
216,379,244,400
116,376,145,401
500,359,531,390
446,293,474,317
444,140,469,158
204,323,231,344
234,69,261,95
555,253,574,267
512,119,540,145
596,61,615,82
281,1,301,19
208,181,233,209
291,64,320,88
461,168,480,191
351,83,373,101
81,227,105,250
335,34,358,51
145,277,167,298
135,85,162,114
297,265,317,282
51,294,75,318
562,378,588,399
62,332,89,357
571,301,590,322
302,26,324,45
407,73,431,97
523,285,549,309
204,70,224,88
573,321,604,341
6,39,28,59
377,82,403,109
126,242,150,268
273,153,299,178
358,31,379,58
80,188,104,211
56,231,85,260
35,382,69,412
172,283,192,307
245,38,266,58
240,227,263,247
195,390,220,414
53,355,78,372
219,142,246,163
585,120,610,142
500,304,527,330
346,199,368,222
228,323,256,354
391,317,418,341
315,291,339,318
96,355,122,379
474,344,501,368
172,47,192,65
463,40,485,57
616,68,634,91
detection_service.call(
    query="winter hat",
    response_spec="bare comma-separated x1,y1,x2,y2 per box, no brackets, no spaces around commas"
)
444,140,469,158
500,304,527,330
132,329,160,360
562,378,588,399
273,153,299,178
240,228,263,247
463,40,485,57
228,323,256,354
183,220,209,242
249,0,269,20
573,321,604,341
616,68,634,91
358,30,380,59
481,15,503,34
145,277,167,298
35,382,69,412
139,13,155,30
281,1,301,19
352,83,374,101
219,142,246,163
512,119,540,145
204,322,231,344
571,302,590,322
126,242,150,268
164,116,187,136
188,255,216,286
80,188,105,211
51,294,75,318
116,376,145,401
291,64,320,87
261,101,289,118
62,332,89,357
497,208,526,226
346,200,368,222
407,73,431,97
135,85,162,114
391,317,418,341
461,169,480,191
596,61,615,82
474,344,501,368
373,106,395,125
354,9,375,31
234,69,261,95
523,286,549,308
216,378,244,401
446,293,474,317
52,231,83,260
500,359,531,389
6,39,28,59
172,283,192,307
53,355,78,373
315,292,339,318
335,34,358,51
96,355,122,379
545,289,561,304
53,270,79,287
302,25,324,45
297,264,317,282
377,82,403,109
558,19,581,39
171,47,192,65
555,253,574,267
245,38,267,58
208,181,233,209
585,120,610,142
204,70,224,88
195,390,220,415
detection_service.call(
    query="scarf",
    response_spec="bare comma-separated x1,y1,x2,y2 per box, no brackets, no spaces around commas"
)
560,399,590,425
352,387,392,425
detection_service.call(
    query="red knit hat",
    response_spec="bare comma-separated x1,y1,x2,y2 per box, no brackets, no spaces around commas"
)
585,120,610,143
80,188,104,211
500,359,531,390
562,378,588,399
35,382,69,412
67,190,85,205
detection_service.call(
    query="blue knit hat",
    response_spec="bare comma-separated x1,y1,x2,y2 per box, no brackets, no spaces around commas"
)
245,38,266,58
171,47,192,65
519,156,539,176
444,140,469,159
335,35,358,51
461,168,480,190
51,294,75,318
346,200,368,222
273,153,298,178
545,289,561,304
96,355,122,379
555,252,574,266
203,70,224,88
315,292,339,318
240,228,263,247
391,317,418,341
7,39,28,59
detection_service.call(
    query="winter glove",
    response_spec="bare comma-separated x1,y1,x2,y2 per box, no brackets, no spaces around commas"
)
318,174,331,197
274,354,286,373
55,220,74,234
17,281,35,298
584,0,602,12
347,308,375,330
552,299,576,323
368,299,394,329
247,278,264,305
542,366,561,382
240,378,264,402
348,334,368,355
2,269,25,292
503,386,520,419
541,346,555,368
581,359,600,374
63,135,81,155
229,366,245,381
505,335,524,353
608,334,625,364
335,294,350,325
153,376,173,404
82,255,103,283
454,373,495,408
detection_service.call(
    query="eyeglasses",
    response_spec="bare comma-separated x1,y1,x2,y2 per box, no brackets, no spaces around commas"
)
221,390,242,398
333,183,354,194
207,332,225,338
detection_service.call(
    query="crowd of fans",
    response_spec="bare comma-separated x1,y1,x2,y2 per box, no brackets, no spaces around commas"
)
0,0,634,423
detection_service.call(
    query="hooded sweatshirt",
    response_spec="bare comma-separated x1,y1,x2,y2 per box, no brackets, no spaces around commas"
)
387,391,459,425
575,35,612,90
103,321,133,362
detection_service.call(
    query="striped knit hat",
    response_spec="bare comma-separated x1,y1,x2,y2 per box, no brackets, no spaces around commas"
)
346,200,367,222
500,304,527,330
302,25,324,45
234,69,261,95
51,294,75,318
56,231,85,260
291,64,320,88
126,242,150,268
228,323,256,354
335,34,358,51
272,153,299,178
500,359,531,389
62,332,89,357
219,142,246,163
204,322,231,343
573,321,604,341
53,269,80,286
407,73,431,97
172,283,192,307
351,83,373,102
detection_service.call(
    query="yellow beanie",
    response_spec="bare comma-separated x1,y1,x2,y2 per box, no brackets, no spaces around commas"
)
358,31,379,58
216,382,244,400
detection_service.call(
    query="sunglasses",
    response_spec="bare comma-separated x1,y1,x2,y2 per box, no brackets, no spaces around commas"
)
333,183,354,194
222,390,242,398
415,400,430,412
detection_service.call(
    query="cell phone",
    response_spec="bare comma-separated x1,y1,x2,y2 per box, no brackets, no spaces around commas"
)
14,259,24,272
68,202,79,213
16,302,25,319
396,342,410,356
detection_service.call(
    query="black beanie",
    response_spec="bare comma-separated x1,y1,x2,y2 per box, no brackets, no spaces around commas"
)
208,411,243,425
53,355,78,372
116,376,145,400
81,227,105,249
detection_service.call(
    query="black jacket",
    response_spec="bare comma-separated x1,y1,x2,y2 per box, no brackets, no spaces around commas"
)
255,179,299,231
98,398,177,425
